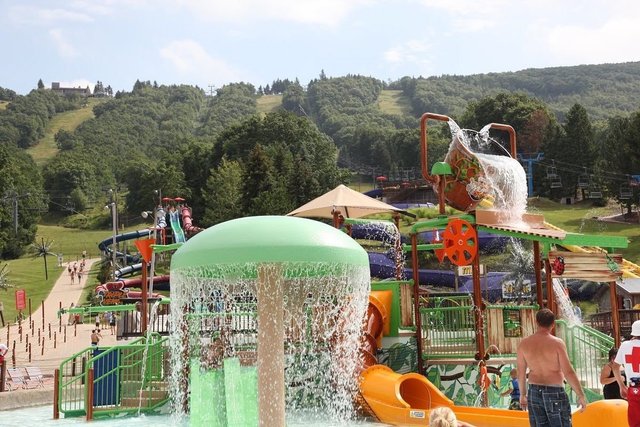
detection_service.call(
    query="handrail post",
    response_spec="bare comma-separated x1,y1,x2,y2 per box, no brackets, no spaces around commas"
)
420,112,451,183
53,368,60,419
609,281,621,347
411,233,425,375
86,368,94,421
486,123,518,157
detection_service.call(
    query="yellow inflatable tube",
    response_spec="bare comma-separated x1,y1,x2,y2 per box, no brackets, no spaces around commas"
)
359,364,628,427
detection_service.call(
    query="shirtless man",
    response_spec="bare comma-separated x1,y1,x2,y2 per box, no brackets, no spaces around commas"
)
517,308,586,426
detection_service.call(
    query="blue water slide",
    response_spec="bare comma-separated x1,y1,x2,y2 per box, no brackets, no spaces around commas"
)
349,223,510,253
169,210,186,243
368,251,512,301
97,229,152,264
115,263,142,278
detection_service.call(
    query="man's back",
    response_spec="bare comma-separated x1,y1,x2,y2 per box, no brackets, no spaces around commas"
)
519,331,565,385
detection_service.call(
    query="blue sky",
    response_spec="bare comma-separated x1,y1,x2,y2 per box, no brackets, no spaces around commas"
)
2,0,640,95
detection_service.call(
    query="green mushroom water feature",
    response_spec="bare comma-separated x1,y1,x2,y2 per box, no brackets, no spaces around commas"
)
168,216,371,426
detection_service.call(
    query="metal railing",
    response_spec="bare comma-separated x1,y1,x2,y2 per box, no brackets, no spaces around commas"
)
56,333,170,419
556,319,614,403
420,304,478,359
591,309,640,339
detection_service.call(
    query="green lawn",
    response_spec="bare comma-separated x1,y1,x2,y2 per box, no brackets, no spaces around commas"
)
528,198,640,263
256,94,282,114
26,98,101,167
0,223,130,324
377,90,412,116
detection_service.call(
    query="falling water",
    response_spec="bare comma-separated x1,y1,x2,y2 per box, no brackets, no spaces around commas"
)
445,120,529,224
168,262,370,425
552,278,582,326
353,220,406,279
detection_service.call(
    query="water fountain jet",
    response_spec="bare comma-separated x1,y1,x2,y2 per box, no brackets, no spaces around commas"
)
169,216,370,426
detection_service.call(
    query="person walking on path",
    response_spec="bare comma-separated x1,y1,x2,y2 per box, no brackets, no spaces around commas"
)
613,320,640,427
90,330,100,346
517,308,587,426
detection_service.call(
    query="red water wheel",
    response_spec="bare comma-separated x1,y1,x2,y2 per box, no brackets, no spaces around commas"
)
441,218,478,266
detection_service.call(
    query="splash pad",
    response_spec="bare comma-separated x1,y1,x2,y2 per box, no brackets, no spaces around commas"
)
168,216,370,425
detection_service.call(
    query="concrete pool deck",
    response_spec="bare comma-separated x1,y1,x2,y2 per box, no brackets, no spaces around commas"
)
1,258,118,409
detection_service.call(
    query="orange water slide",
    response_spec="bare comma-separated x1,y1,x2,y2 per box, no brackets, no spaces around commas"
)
361,290,392,369
359,364,628,426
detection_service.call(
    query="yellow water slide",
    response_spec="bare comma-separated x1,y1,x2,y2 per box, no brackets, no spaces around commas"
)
359,364,628,426
544,221,640,278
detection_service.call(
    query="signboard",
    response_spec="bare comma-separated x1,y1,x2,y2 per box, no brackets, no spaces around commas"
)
457,264,485,276
15,289,26,310
502,279,532,299
103,290,127,305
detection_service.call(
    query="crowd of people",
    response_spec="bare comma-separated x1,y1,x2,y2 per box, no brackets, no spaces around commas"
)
67,259,87,285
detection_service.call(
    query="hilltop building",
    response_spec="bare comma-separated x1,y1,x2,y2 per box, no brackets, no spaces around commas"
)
50,82,91,96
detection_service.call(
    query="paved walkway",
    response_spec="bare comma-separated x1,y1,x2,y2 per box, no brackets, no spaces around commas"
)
1,259,117,380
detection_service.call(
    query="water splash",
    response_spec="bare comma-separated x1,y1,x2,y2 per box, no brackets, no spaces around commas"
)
552,278,582,326
445,119,529,224
168,262,370,424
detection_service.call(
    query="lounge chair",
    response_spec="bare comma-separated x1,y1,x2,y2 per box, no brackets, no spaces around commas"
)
6,367,41,389
25,366,45,388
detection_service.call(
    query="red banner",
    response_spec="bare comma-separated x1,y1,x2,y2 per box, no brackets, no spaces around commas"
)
15,289,26,311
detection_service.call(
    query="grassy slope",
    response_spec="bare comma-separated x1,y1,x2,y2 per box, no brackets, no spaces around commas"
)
256,94,282,114
0,225,120,323
26,98,101,167
377,89,412,116
255,90,413,116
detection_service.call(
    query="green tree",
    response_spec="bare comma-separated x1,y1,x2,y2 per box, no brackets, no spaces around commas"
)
202,158,244,225
37,79,45,90
603,112,640,213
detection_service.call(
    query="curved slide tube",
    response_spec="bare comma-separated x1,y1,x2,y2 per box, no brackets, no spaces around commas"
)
97,275,171,292
181,205,203,236
361,290,393,369
115,262,142,278
97,229,152,264
349,223,509,251
368,252,514,301
359,364,628,426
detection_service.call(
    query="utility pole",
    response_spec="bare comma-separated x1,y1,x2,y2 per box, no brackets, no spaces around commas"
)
108,189,117,280
208,85,215,97
2,191,30,235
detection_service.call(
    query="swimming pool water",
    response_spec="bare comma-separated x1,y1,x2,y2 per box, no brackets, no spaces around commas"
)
2,405,386,427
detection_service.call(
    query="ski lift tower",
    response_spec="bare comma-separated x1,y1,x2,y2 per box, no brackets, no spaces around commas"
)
517,152,544,196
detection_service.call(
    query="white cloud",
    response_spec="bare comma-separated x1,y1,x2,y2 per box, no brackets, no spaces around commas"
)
160,39,243,83
418,0,508,16
417,0,508,33
384,39,432,68
175,0,373,26
49,29,78,58
542,1,640,65
8,5,93,25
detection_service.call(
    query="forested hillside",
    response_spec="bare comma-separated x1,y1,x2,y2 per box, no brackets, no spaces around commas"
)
1,61,640,259
394,62,640,121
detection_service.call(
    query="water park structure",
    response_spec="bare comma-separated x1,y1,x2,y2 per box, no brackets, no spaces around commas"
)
48,112,635,426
